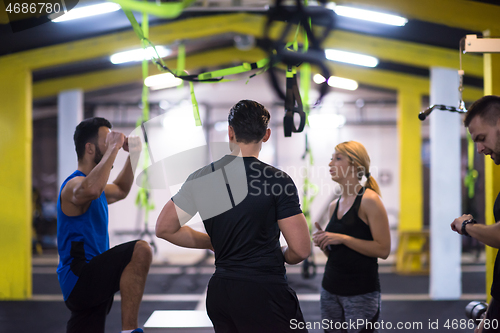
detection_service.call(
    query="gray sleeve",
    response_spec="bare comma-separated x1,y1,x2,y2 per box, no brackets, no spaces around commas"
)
171,178,198,216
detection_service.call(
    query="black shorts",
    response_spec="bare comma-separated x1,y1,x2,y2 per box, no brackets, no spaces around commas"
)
484,297,500,332
64,240,138,333
206,276,308,333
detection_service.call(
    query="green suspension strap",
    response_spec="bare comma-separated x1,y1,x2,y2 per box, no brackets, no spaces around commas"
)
122,9,272,84
176,42,202,126
297,5,317,278
122,8,273,127
135,9,157,252
464,131,478,199
111,0,196,18
301,133,318,279
177,42,186,85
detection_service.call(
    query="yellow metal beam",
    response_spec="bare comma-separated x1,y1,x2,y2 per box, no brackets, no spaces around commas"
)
397,89,423,214
483,36,500,304
34,64,156,99
396,88,424,273
328,64,483,101
0,0,8,24
0,58,32,300
225,14,484,78
324,30,483,78
0,13,256,71
336,0,500,32
33,44,483,101
33,47,268,99
1,13,484,81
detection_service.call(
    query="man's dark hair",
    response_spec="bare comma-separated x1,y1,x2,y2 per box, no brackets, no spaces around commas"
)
74,117,112,161
228,100,270,143
464,95,500,127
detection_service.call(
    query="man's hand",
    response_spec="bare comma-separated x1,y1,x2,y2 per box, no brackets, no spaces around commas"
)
451,214,473,234
125,135,142,174
122,135,141,153
106,131,126,151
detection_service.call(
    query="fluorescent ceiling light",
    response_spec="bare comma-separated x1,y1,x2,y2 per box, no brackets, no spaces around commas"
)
327,76,358,91
313,74,358,91
328,3,408,26
110,46,171,64
51,2,121,22
308,114,346,129
325,49,378,67
144,73,183,90
313,74,326,84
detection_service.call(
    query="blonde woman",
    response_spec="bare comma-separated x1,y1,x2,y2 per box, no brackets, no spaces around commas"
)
313,141,390,333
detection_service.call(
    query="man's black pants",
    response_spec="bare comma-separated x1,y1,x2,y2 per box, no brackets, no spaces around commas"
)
64,240,138,333
206,276,308,333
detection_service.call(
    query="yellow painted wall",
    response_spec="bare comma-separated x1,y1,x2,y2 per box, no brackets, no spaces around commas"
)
397,89,423,231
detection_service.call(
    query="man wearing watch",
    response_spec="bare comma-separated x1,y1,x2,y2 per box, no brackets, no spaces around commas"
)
451,95,500,333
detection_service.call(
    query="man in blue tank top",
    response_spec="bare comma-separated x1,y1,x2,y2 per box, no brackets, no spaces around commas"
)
451,95,500,333
57,117,152,333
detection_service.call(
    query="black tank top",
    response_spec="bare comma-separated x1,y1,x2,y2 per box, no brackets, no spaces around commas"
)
490,192,500,300
322,187,380,296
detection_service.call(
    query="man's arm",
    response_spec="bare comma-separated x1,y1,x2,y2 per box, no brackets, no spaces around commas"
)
105,136,141,204
105,155,134,204
155,200,213,250
278,213,311,265
452,214,500,248
61,133,123,214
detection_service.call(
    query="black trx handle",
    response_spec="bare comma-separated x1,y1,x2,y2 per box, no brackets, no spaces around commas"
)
262,0,334,105
301,256,317,279
284,68,306,137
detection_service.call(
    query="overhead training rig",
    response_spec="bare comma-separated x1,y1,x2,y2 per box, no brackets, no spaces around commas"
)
418,34,500,121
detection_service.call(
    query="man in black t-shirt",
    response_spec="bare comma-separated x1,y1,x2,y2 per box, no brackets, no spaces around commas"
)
451,95,500,333
156,100,310,333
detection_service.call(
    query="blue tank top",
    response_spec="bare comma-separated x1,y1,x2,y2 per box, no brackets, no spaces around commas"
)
56,170,109,300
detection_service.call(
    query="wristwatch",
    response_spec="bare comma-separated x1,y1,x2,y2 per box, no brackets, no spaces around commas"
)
461,218,477,237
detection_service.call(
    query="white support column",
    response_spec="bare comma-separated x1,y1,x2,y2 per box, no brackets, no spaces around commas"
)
58,89,83,188
429,67,462,300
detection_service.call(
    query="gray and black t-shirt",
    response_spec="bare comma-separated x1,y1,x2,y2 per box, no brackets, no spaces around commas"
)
172,155,302,283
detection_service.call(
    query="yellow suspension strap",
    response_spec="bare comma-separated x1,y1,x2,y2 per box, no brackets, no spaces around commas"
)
121,9,273,127
121,9,273,84
176,41,202,126
135,8,157,252
177,42,186,87
111,0,196,18
464,131,478,199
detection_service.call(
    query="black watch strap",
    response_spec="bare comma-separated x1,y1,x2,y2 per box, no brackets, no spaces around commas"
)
461,219,477,237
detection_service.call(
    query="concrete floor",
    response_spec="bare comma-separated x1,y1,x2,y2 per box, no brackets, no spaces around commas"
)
0,253,487,333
